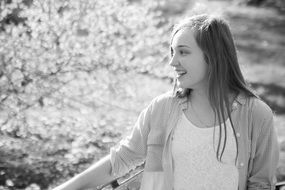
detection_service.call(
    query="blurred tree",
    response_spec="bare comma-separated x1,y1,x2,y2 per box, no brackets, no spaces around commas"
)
242,0,285,10
0,0,172,189
245,0,266,5
0,0,171,136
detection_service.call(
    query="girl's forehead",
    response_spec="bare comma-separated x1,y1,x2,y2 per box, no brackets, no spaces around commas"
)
171,28,197,48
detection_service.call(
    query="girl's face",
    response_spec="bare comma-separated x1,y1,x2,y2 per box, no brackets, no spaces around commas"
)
169,28,209,91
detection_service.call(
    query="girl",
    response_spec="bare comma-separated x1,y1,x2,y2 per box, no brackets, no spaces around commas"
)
53,14,280,190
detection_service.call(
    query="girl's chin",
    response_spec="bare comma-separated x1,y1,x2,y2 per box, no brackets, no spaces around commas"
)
177,80,195,89
176,81,188,89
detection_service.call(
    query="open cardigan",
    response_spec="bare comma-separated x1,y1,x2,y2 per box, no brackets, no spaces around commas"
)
110,91,280,190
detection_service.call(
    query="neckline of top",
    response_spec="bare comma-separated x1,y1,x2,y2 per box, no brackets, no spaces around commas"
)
181,111,231,130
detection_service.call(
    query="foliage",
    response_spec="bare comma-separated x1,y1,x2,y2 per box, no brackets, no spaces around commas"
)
238,0,285,10
0,0,172,189
0,0,171,126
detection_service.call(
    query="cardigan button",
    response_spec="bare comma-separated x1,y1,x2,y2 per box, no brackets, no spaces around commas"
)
240,162,244,167
236,133,241,137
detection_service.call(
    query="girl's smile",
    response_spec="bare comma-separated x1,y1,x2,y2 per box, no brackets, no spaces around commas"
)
169,28,208,91
175,69,187,78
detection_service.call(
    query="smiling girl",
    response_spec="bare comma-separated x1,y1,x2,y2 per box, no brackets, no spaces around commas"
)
53,14,279,190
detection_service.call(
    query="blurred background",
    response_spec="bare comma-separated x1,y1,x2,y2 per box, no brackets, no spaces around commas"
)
0,0,284,189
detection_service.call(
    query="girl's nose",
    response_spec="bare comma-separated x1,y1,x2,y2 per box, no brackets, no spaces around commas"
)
169,55,179,67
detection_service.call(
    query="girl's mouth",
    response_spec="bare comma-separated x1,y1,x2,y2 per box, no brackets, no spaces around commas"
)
176,71,187,78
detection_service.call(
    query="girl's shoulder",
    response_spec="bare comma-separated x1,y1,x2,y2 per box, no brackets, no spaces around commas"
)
247,95,274,121
149,90,177,106
146,90,180,115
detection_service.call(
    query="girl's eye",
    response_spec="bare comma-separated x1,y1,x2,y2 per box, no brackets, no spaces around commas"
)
180,50,188,55
170,48,190,57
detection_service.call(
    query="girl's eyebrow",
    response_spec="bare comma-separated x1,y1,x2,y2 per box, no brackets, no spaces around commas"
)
171,45,191,49
178,45,191,48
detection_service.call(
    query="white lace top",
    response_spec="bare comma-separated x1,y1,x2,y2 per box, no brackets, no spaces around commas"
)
139,112,239,190
171,112,239,190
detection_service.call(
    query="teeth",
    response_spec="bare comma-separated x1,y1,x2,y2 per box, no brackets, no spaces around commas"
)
176,71,187,75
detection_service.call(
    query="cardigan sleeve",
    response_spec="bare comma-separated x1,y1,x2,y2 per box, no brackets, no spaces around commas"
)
109,100,153,178
247,98,280,190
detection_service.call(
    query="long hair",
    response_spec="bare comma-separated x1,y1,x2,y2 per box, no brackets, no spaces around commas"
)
170,14,257,165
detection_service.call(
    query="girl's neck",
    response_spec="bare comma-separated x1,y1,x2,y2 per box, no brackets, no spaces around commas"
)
189,89,211,108
189,89,237,109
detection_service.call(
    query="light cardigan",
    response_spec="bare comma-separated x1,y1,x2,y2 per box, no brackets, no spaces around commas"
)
110,91,280,190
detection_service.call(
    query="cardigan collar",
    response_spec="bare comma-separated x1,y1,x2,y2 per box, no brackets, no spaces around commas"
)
177,91,247,111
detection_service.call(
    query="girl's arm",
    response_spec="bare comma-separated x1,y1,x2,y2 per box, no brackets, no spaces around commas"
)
247,99,280,189
53,154,114,190
53,93,167,190
53,99,154,190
